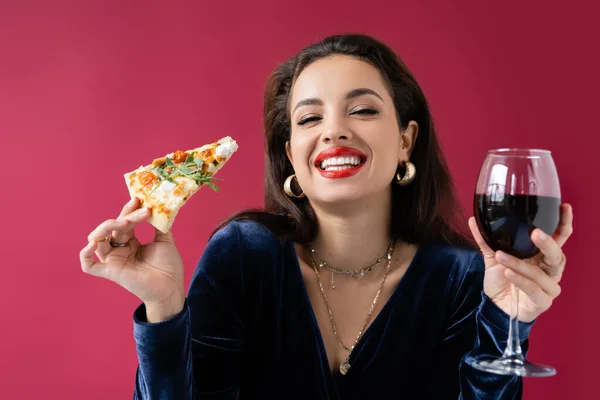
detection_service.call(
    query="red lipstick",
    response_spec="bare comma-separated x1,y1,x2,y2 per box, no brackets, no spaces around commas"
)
314,147,367,179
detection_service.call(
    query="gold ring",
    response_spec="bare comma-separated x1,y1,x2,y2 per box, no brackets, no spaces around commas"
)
481,250,495,258
108,234,129,248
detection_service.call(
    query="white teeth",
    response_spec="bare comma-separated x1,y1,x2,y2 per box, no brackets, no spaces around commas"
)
319,156,363,170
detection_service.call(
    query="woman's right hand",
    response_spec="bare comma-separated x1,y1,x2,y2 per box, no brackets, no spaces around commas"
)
80,197,186,322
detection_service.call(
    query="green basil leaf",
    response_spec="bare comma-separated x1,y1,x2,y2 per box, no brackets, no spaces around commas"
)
156,168,168,180
205,181,220,192
179,166,194,174
185,152,195,164
148,182,160,197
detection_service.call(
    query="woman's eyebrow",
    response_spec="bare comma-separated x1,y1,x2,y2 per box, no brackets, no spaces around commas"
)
292,88,384,114
345,88,383,102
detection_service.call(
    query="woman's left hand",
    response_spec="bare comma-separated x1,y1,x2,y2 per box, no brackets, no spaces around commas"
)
468,203,573,323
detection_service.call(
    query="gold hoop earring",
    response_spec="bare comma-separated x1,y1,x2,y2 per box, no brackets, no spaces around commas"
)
395,161,416,185
283,174,306,198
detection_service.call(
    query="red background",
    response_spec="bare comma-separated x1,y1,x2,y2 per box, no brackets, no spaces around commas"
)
0,1,597,399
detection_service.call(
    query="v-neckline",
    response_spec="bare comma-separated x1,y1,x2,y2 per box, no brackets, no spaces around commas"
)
288,241,424,379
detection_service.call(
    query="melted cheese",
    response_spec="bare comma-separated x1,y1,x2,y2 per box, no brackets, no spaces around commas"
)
150,177,198,212
215,141,238,158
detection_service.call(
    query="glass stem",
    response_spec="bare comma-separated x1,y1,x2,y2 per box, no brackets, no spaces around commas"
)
503,283,524,362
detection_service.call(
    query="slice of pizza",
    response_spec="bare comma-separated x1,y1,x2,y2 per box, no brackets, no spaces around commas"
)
124,136,238,233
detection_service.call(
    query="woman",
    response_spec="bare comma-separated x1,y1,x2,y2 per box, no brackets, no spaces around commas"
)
80,34,573,399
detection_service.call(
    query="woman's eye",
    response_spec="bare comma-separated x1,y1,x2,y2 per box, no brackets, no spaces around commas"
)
351,108,379,115
297,116,322,126
297,109,378,126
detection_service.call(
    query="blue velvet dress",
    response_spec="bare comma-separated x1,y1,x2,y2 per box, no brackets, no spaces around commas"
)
132,220,534,399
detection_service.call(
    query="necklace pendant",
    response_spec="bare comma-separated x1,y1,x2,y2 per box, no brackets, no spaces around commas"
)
340,361,350,375
331,271,335,289
340,356,351,375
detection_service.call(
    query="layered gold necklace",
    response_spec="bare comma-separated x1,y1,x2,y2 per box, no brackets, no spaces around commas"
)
305,237,397,375
306,236,395,289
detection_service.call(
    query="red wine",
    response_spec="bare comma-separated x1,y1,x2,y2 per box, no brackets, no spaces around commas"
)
474,194,561,259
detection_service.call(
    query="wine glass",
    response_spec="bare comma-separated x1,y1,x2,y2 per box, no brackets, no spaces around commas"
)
471,148,561,377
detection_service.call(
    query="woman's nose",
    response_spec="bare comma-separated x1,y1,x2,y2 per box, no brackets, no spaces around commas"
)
321,116,353,143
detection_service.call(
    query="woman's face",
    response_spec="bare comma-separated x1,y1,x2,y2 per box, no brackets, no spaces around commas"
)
286,54,417,205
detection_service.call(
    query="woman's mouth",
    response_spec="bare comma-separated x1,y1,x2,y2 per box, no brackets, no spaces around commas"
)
319,156,364,170
314,147,367,178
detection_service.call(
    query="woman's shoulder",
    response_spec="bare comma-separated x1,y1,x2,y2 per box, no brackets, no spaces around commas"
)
420,241,484,278
425,242,481,263
412,242,486,304
209,218,285,259
194,219,286,283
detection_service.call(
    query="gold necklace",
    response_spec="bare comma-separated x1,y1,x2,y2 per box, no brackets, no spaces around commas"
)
307,237,396,375
306,237,395,289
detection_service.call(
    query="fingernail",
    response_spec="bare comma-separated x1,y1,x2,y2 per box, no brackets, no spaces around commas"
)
498,252,509,262
538,231,547,241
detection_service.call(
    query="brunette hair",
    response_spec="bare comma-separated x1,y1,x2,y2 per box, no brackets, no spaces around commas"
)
215,33,472,248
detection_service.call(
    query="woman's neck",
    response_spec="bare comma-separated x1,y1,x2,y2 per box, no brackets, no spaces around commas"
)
307,192,395,272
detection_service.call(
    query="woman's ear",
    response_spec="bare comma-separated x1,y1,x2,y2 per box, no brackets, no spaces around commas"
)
398,121,419,161
286,141,294,164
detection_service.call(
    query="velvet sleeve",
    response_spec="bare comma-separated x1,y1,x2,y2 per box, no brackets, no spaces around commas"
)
427,253,536,400
132,221,246,399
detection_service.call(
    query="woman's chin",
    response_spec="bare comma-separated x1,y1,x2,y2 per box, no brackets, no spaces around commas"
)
309,188,372,206
306,179,393,208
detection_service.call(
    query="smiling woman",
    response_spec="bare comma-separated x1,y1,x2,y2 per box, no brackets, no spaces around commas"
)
81,33,573,400
221,37,470,246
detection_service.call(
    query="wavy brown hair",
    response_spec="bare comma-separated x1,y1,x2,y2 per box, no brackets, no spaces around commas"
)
215,33,472,248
